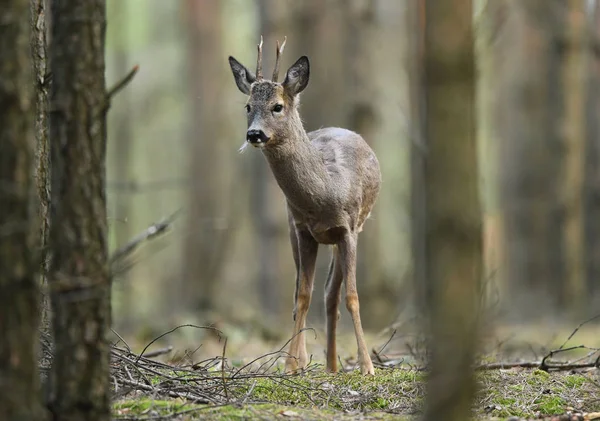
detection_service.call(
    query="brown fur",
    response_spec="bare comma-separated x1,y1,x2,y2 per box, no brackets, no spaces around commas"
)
229,46,381,375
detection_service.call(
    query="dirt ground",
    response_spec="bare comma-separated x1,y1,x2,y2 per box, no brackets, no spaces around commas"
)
104,320,600,420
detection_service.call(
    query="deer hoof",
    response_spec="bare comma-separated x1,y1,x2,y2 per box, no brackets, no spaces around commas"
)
360,360,375,375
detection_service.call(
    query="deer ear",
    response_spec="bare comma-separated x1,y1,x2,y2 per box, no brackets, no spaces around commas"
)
228,56,256,95
283,56,310,96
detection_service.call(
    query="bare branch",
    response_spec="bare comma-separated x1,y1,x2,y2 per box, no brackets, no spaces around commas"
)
107,64,139,101
109,208,182,270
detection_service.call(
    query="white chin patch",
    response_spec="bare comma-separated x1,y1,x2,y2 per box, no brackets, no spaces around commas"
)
253,142,266,149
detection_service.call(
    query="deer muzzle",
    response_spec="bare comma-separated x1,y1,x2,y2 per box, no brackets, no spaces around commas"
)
246,129,270,147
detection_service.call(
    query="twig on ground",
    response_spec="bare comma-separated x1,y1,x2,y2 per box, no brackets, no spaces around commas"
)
142,346,173,359
221,337,229,402
135,323,222,364
557,313,600,351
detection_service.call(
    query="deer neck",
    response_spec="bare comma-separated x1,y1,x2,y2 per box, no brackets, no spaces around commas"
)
261,125,331,212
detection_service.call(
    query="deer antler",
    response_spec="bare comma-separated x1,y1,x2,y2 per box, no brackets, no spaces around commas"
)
272,36,287,82
256,35,264,80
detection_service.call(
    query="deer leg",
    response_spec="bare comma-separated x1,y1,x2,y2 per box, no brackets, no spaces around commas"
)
339,233,374,375
285,229,318,373
288,214,300,322
324,246,343,372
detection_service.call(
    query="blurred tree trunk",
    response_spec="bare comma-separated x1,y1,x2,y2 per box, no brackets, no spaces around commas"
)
343,0,390,329
0,1,46,419
407,0,428,315
475,0,505,300
494,2,563,316
559,0,587,312
108,0,134,329
48,0,111,419
584,0,600,300
31,0,51,332
183,0,233,318
422,1,481,420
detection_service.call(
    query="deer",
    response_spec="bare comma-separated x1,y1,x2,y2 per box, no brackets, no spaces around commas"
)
228,37,381,375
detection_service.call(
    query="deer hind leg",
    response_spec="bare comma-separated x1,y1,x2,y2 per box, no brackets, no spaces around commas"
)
324,246,343,372
285,229,318,374
338,233,375,375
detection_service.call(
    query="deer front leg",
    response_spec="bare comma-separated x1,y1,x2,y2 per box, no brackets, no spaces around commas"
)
338,233,375,375
285,229,318,374
324,247,343,372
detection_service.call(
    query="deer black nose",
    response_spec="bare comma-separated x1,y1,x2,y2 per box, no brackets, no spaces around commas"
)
246,129,269,144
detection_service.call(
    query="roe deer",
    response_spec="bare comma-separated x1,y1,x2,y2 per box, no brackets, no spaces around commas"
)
228,37,381,375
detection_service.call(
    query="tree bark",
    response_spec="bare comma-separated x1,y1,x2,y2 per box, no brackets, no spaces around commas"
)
407,0,429,315
47,0,110,420
182,0,236,318
584,0,600,300
30,0,51,332
423,1,482,420
0,0,46,419
559,0,587,313
107,0,134,329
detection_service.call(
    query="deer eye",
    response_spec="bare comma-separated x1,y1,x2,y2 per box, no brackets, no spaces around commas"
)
245,104,251,113
272,104,283,113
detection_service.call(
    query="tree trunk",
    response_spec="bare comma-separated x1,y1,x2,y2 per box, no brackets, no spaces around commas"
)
107,0,134,330
182,0,236,318
559,0,587,313
0,2,46,420
422,1,482,419
584,0,600,301
492,1,563,317
47,0,110,420
407,0,429,315
30,0,51,332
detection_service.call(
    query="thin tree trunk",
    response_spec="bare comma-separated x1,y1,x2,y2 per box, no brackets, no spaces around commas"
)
0,2,46,420
560,0,587,313
30,0,51,332
423,1,482,419
108,0,134,329
182,0,234,318
495,2,563,316
584,0,600,301
408,0,429,315
47,0,110,419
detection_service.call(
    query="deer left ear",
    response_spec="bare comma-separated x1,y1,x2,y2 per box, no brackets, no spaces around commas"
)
229,56,256,95
283,56,310,96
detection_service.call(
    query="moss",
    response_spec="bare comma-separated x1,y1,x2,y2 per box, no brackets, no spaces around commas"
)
534,394,565,415
562,374,586,388
114,398,200,416
239,368,424,412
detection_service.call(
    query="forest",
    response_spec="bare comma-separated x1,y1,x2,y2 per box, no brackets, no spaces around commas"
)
1,0,600,420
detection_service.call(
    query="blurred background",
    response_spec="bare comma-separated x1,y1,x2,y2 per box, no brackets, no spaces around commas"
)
105,0,600,360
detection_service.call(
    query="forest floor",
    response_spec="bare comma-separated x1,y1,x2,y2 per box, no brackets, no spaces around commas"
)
102,319,600,420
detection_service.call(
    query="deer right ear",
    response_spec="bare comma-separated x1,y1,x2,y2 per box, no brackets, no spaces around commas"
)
283,56,310,96
228,56,256,95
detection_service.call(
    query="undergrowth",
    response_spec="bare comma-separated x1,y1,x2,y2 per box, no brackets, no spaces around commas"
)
112,366,598,420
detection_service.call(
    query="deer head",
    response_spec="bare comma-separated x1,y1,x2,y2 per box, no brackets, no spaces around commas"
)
228,37,310,149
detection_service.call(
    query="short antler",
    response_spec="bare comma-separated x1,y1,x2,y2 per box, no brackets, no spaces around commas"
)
272,36,287,82
256,35,264,80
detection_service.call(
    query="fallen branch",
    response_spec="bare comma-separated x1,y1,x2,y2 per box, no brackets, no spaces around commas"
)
142,346,173,359
110,208,182,271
